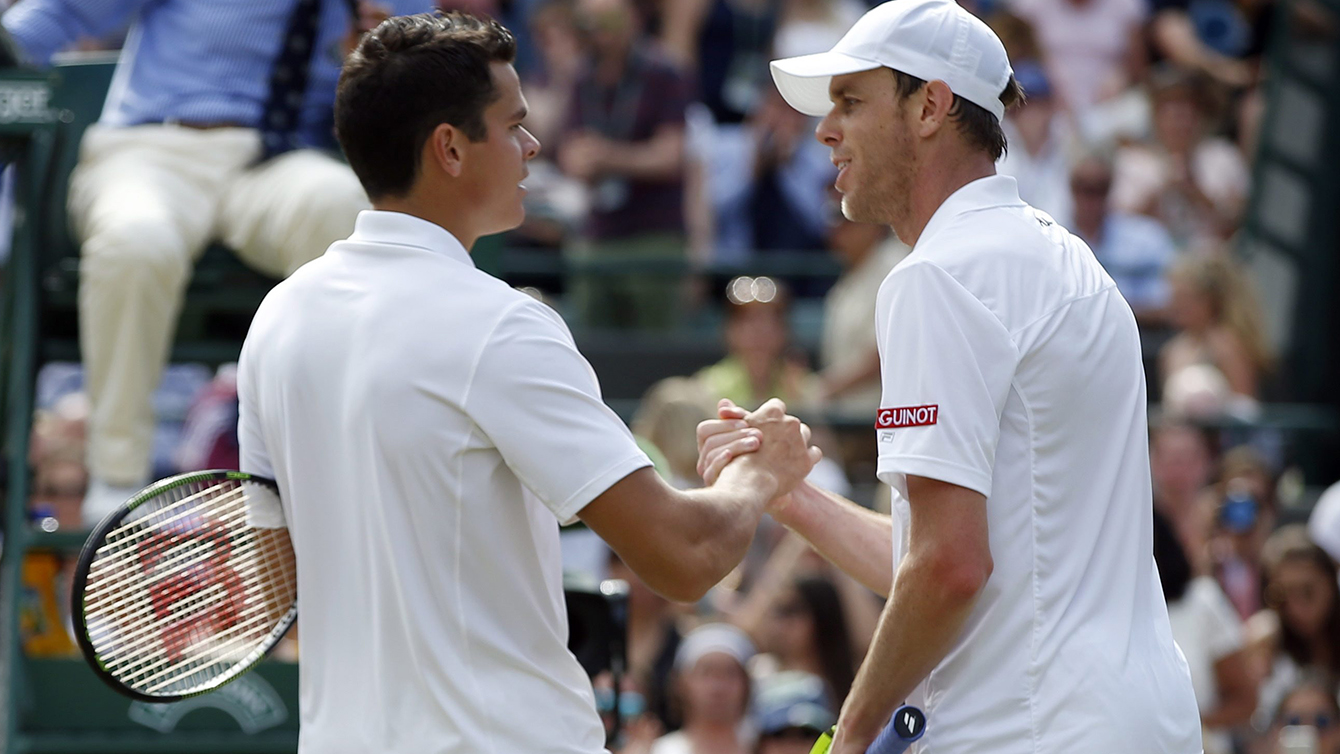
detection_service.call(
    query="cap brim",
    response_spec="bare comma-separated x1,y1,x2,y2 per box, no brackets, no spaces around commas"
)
770,52,882,117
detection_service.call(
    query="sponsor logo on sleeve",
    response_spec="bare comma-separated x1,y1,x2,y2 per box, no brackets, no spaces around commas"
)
876,405,939,429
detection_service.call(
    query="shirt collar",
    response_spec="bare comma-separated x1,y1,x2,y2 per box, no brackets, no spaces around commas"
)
913,174,1025,253
347,210,475,268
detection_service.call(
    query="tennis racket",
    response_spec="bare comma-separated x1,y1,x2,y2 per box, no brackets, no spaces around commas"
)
71,470,297,702
809,705,926,754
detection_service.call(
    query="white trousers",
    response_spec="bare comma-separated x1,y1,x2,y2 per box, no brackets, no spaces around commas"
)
68,124,369,484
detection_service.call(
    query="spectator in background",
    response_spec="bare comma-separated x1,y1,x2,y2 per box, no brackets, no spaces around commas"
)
996,62,1074,228
1151,420,1217,571
748,575,858,705
1256,526,1340,724
753,671,837,754
1148,0,1270,90
706,88,834,260
633,377,717,489
695,277,818,411
524,0,586,147
511,0,592,246
1007,0,1148,114
1207,446,1278,621
817,212,903,416
1069,151,1178,324
653,624,756,754
609,553,686,733
1263,673,1340,754
559,0,692,329
689,0,780,126
0,0,427,525
1162,253,1274,408
1154,508,1258,754
772,0,864,60
1112,69,1250,250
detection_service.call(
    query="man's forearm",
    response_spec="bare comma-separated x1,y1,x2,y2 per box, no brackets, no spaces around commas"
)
775,482,895,596
662,462,777,599
836,552,985,743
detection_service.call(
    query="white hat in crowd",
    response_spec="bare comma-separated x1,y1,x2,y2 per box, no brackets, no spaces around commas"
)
674,623,756,671
770,0,1014,121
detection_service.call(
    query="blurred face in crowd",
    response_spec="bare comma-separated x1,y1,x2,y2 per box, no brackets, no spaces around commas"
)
1272,685,1340,754
1069,157,1113,233
726,302,789,370
1010,92,1055,152
458,62,540,235
576,0,636,59
1268,557,1337,641
1168,272,1216,333
1154,88,1203,155
759,728,822,754
817,68,916,227
681,652,750,725
1150,424,1212,505
763,589,816,663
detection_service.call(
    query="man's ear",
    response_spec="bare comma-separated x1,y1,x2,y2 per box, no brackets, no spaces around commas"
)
426,122,465,178
916,80,955,138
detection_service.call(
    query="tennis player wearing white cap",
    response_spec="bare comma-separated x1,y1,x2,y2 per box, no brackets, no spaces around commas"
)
697,1,1203,752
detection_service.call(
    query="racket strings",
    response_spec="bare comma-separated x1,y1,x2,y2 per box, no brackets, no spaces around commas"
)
97,531,295,677
81,479,296,697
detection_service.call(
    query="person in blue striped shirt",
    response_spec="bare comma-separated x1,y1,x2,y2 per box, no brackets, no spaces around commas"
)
0,0,432,523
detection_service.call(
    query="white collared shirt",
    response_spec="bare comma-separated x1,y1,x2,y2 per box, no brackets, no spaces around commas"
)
874,176,1202,754
238,210,651,754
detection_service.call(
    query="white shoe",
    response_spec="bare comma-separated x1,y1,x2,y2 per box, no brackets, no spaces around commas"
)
80,478,145,529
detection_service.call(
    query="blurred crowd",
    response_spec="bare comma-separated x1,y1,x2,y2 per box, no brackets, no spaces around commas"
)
8,0,1338,752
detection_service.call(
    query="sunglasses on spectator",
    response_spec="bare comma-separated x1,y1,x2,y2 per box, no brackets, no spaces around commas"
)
1283,713,1333,730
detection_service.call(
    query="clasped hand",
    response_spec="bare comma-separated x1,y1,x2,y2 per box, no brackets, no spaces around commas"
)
694,398,821,505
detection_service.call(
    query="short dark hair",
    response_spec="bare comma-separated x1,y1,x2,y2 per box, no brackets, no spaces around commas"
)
335,12,517,199
889,69,1024,162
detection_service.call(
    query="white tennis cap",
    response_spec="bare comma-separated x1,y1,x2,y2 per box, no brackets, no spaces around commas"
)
770,0,1014,121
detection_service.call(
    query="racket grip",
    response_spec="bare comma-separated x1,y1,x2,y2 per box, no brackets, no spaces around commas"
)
866,705,926,754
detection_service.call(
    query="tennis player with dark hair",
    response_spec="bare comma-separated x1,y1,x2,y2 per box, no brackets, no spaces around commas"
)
235,12,820,754
697,1,1202,753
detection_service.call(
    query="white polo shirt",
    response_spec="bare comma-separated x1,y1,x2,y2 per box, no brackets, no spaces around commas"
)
237,211,651,754
875,176,1201,754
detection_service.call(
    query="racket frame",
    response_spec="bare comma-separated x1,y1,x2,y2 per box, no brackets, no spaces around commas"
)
70,469,297,703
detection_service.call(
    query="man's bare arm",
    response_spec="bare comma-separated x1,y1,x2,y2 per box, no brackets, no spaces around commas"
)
830,475,992,753
772,482,896,597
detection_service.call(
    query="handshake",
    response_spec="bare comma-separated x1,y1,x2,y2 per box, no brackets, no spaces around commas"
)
694,397,824,510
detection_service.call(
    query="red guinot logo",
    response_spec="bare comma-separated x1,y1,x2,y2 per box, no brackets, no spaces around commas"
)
876,404,939,429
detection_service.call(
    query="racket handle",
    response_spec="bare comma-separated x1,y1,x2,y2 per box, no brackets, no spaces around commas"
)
866,705,926,754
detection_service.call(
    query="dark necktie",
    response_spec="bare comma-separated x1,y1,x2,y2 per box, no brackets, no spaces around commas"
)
259,0,325,160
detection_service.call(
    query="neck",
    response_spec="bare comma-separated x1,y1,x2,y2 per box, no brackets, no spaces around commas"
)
893,150,997,246
374,191,477,251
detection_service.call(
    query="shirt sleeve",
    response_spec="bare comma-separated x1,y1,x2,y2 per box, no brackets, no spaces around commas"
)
236,338,285,529
874,262,1019,498
467,298,653,524
2,0,151,67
